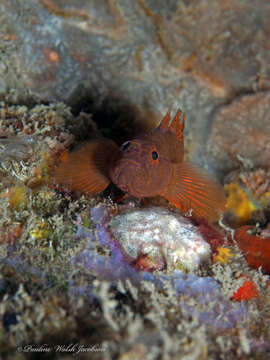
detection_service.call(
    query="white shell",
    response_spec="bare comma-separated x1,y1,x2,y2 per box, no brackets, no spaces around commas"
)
110,207,211,272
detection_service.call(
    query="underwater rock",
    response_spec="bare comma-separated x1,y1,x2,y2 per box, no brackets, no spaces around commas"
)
76,204,213,273
207,92,270,174
0,135,36,162
1,0,270,172
239,168,270,201
71,206,252,332
234,225,270,274
109,207,211,271
1,0,269,106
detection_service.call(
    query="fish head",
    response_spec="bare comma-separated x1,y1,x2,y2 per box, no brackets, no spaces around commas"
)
109,110,186,198
109,138,172,197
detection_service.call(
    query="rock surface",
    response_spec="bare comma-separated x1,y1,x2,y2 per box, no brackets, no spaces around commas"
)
0,0,270,172
207,92,270,175
110,207,211,271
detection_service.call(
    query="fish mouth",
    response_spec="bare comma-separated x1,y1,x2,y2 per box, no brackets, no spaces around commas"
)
114,158,140,174
119,158,140,168
110,158,140,192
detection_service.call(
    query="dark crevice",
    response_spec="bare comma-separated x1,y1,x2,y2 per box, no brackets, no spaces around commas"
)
70,93,151,144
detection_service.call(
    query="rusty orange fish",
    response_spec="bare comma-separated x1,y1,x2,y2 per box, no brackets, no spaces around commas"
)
54,110,225,221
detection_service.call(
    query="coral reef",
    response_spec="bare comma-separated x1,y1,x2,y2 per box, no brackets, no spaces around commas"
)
0,1,270,358
0,99,269,359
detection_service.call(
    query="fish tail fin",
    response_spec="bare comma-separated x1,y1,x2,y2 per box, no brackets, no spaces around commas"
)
162,162,226,221
54,139,119,194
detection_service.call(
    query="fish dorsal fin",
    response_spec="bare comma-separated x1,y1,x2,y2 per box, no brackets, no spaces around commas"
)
170,109,185,140
160,111,171,132
159,109,185,141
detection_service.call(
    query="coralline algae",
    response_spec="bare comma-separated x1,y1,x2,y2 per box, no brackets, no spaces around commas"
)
109,207,211,271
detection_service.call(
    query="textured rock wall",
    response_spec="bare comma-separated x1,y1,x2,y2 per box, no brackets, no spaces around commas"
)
0,0,269,174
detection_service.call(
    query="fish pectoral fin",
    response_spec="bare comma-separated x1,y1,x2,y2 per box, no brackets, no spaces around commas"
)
162,162,226,221
54,138,119,195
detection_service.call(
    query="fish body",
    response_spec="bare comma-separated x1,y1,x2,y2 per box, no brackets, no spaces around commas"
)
55,110,225,221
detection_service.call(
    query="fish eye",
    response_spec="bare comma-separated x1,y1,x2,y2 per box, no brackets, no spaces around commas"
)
121,141,130,151
152,151,158,160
